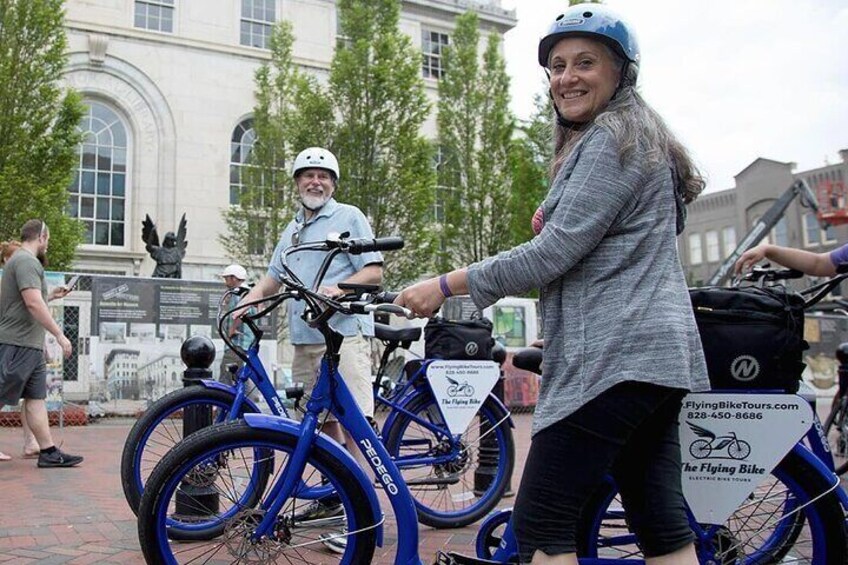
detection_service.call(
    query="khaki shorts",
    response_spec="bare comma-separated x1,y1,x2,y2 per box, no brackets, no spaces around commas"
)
291,333,374,418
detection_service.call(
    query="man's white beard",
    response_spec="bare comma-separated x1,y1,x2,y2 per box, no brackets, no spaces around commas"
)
301,193,330,211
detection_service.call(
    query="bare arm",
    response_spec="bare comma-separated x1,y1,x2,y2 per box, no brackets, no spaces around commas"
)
734,243,836,277
319,264,383,297
22,288,63,337
394,268,468,318
235,275,282,318
22,288,72,358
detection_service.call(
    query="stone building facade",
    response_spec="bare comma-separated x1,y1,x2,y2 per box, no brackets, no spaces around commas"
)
61,0,517,278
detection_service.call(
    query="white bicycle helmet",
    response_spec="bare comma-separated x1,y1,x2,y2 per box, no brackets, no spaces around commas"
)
291,147,340,181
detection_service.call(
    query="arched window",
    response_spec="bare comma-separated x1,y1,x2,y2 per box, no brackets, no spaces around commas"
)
230,119,256,205
68,102,128,246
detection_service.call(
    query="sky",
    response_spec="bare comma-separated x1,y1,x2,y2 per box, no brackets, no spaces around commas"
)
498,0,848,193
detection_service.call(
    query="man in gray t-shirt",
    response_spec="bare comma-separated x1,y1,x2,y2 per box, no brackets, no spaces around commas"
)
0,219,83,468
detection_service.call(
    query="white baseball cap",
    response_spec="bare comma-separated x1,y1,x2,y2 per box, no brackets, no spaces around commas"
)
219,264,247,280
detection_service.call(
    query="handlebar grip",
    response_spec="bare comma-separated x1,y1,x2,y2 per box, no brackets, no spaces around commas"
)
348,237,405,254
838,263,848,274
373,291,399,304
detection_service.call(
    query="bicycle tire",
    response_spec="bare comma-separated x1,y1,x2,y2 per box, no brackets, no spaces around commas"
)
577,450,846,564
137,420,378,565
383,391,514,529
823,395,848,475
120,386,260,515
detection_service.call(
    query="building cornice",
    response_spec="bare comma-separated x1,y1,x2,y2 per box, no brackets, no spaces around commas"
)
404,0,517,30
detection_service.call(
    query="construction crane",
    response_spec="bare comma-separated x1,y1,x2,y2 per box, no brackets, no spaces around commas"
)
708,179,824,286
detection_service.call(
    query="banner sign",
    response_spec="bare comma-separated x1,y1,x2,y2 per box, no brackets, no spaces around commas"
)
426,361,499,436
680,393,813,524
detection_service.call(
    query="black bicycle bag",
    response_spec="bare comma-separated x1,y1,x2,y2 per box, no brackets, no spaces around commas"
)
424,317,495,361
689,285,808,393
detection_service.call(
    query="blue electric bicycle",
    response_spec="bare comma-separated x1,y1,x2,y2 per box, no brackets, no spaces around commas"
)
137,242,848,564
122,235,513,533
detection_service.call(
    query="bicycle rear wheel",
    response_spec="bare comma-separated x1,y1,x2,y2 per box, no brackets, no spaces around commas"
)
383,391,514,529
577,451,847,564
120,386,260,515
138,420,378,565
823,395,848,475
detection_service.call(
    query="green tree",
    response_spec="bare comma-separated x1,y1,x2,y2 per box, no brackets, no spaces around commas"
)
220,21,333,268
508,92,552,245
330,0,436,286
437,11,514,269
0,0,84,269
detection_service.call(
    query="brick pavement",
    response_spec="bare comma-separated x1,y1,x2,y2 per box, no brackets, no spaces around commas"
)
0,413,533,564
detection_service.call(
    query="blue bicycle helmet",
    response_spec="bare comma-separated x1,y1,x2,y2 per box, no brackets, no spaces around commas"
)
538,4,640,72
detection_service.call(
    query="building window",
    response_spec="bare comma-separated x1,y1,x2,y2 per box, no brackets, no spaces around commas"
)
230,119,256,205
241,0,275,49
688,233,702,265
771,217,789,247
134,0,174,33
721,226,736,258
335,12,352,50
824,223,837,244
422,29,449,79
705,230,720,263
803,213,821,247
68,102,128,246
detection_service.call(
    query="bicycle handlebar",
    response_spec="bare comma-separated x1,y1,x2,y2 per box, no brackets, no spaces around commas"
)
340,236,405,254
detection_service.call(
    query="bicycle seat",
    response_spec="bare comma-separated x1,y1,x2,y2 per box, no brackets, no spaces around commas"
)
374,322,421,345
512,347,542,375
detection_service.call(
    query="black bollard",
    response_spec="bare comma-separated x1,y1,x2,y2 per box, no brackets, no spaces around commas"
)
174,335,219,518
474,342,513,497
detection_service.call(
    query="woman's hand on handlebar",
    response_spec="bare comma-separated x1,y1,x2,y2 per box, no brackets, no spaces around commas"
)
394,277,445,318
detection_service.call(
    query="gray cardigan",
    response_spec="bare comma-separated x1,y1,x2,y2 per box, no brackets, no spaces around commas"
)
467,125,710,436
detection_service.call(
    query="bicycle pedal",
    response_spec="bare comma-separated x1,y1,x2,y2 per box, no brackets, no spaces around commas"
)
434,551,502,565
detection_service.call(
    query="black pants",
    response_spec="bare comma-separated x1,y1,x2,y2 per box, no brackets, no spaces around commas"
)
512,381,694,562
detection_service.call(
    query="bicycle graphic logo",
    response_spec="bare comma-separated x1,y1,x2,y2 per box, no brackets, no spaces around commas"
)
687,422,752,460
446,376,475,398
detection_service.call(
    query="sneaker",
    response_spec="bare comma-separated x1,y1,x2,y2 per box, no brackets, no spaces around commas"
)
292,497,344,523
320,529,348,554
37,449,83,468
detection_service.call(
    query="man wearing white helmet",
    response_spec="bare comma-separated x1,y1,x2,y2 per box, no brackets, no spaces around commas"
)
238,147,383,525
218,264,255,386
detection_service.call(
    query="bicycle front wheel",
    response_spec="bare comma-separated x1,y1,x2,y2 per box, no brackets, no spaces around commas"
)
120,386,260,515
577,450,847,564
138,420,378,565
383,391,514,529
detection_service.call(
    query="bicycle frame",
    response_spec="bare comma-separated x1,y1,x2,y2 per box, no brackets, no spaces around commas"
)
243,347,427,565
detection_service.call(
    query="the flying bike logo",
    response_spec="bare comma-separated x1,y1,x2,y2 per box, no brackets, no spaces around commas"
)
687,422,752,460
446,376,475,398
464,342,479,357
730,355,760,382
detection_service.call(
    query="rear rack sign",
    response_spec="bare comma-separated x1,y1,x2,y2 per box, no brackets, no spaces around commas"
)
426,361,500,436
680,393,813,525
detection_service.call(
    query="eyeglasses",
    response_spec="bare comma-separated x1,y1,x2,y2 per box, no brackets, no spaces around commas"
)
291,221,305,246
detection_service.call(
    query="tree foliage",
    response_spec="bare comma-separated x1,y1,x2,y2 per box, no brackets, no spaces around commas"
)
330,0,436,286
437,12,514,269
220,21,333,269
0,0,84,269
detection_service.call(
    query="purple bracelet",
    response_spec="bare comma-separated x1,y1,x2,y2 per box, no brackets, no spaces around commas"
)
438,274,453,298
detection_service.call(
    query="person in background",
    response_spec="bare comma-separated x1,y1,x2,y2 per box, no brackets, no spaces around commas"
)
734,241,846,277
237,147,382,534
0,220,83,467
395,5,708,564
218,264,255,387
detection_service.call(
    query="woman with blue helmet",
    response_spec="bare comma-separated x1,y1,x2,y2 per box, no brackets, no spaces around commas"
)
396,5,708,563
